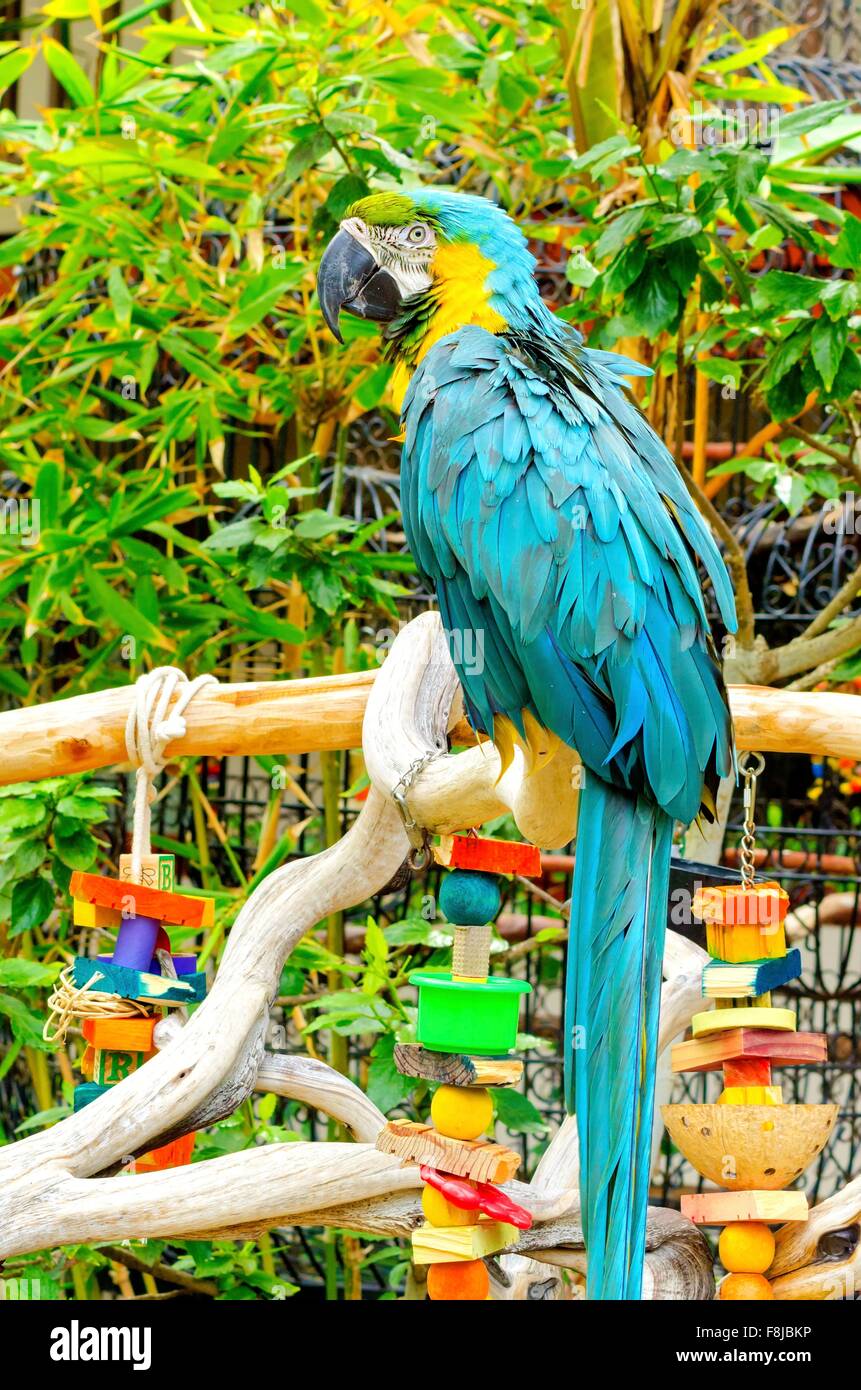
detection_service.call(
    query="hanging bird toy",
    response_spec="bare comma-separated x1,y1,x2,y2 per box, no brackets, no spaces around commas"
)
376,833,537,1300
663,753,837,1298
45,669,214,1171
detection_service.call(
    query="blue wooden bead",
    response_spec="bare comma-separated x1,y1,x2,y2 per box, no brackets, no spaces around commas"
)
74,1082,111,1111
438,869,501,925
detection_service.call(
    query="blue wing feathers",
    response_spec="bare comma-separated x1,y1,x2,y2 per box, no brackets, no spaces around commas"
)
401,325,734,825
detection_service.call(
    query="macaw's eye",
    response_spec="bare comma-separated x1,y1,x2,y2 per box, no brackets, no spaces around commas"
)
406,223,431,245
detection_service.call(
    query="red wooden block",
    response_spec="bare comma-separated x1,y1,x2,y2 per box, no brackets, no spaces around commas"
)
69,871,214,929
436,835,541,877
723,1056,772,1087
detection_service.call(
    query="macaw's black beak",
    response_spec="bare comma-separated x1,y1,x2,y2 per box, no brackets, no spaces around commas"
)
316,229,402,343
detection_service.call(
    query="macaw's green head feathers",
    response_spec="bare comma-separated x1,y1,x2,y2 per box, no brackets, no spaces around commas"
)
317,186,555,356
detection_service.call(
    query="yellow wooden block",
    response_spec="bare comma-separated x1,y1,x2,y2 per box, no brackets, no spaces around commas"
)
73,898,121,930
716,992,772,1010
692,1007,796,1037
411,1219,518,1265
706,920,786,963
718,1086,783,1105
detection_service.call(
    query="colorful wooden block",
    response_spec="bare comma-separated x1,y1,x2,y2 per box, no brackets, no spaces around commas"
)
119,853,175,892
681,1190,809,1226
434,835,541,878
73,1082,111,1111
691,1007,795,1038
92,1047,153,1086
411,1219,518,1264
420,1165,532,1229
718,1085,783,1105
72,956,206,1004
73,899,121,930
135,1132,196,1172
702,950,802,1000
80,1044,95,1078
671,1029,827,1074
98,952,198,976
393,1043,523,1088
113,914,161,971
83,1017,157,1052
693,882,789,928
376,1120,520,1184
723,1057,773,1087
69,871,214,929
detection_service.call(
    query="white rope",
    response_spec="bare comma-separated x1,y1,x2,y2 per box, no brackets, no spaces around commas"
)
124,667,217,882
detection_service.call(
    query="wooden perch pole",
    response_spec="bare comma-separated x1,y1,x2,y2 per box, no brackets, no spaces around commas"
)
0,669,858,787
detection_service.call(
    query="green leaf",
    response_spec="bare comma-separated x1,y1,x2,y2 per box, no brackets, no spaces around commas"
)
107,264,133,332
9,875,55,936
761,325,812,390
0,958,61,988
229,266,303,338
282,129,333,184
83,563,172,650
811,315,848,393
493,1087,548,1137
367,1034,415,1114
776,100,850,139
42,38,94,107
752,270,823,314
593,204,648,260
52,820,98,871
649,214,702,248
0,46,34,95
831,215,861,271
0,797,48,834
55,794,109,824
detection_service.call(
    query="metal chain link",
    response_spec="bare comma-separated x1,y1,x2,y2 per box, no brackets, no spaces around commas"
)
391,752,440,871
738,751,766,889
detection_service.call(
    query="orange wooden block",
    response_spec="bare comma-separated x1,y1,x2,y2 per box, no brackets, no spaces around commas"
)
693,882,789,928
69,871,214,929
435,835,541,877
83,1017,157,1052
723,1057,772,1087
135,1132,196,1172
672,1028,827,1074
81,1044,95,1078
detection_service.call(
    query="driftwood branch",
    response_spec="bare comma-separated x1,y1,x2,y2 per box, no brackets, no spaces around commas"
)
0,611,852,1297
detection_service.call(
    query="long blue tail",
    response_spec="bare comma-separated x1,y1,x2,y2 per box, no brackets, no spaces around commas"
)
563,774,673,1300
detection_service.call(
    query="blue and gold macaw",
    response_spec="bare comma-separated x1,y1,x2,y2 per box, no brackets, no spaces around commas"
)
318,188,736,1300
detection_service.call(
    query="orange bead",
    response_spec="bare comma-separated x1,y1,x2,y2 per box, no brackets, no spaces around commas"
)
719,1272,774,1300
719,1222,776,1275
427,1259,489,1301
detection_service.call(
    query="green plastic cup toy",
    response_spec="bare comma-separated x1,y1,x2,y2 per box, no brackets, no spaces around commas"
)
409,969,531,1055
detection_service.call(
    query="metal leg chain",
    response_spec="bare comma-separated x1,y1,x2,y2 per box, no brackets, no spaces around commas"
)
738,750,765,889
391,753,439,871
